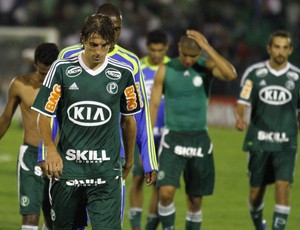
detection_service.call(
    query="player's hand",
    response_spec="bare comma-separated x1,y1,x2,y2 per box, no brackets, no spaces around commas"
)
44,149,63,180
235,117,247,131
144,170,158,186
186,30,210,50
38,161,48,176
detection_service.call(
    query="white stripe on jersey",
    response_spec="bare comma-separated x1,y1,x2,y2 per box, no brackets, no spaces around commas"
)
108,57,134,75
240,61,266,87
43,57,79,88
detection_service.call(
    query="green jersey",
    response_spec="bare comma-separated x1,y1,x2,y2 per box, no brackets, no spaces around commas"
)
238,61,300,151
32,54,141,182
164,57,212,131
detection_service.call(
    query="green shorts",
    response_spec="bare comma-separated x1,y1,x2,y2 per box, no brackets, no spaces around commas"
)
50,176,122,230
18,144,45,215
157,130,215,196
248,150,297,186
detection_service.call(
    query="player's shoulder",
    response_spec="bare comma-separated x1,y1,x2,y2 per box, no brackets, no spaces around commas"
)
244,61,267,74
117,45,139,59
108,56,134,73
288,62,300,74
58,43,83,59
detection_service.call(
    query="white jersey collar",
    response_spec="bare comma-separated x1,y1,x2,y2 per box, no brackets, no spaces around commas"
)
266,60,290,77
78,53,108,76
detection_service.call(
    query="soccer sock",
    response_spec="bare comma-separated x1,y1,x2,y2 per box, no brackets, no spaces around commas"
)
21,226,38,230
185,210,202,230
158,202,175,230
249,202,264,230
129,207,142,230
272,204,290,230
145,213,160,230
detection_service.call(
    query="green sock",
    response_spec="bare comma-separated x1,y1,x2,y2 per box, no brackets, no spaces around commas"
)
145,214,160,230
185,221,201,230
185,211,202,230
129,208,142,229
272,205,290,230
249,203,264,230
158,202,175,229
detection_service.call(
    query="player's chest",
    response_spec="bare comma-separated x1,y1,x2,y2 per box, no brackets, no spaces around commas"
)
254,74,300,104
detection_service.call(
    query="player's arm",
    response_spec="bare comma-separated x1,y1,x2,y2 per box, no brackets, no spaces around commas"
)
120,115,136,180
186,29,237,81
149,64,165,127
133,63,158,177
235,102,248,131
37,114,63,179
0,78,20,139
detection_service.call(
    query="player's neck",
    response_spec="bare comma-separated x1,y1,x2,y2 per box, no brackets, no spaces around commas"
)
268,60,288,71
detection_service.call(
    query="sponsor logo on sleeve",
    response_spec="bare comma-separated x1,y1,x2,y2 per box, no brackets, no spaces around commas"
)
240,79,253,100
124,85,138,111
45,84,61,113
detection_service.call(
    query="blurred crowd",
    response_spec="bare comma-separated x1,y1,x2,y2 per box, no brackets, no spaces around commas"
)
1,0,300,97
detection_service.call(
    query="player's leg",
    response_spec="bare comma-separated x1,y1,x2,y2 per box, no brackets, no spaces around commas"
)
249,186,266,230
145,141,160,230
145,186,160,230
50,179,86,229
271,150,296,230
183,134,214,230
248,150,269,230
87,176,122,230
185,195,202,230
272,180,290,230
128,146,144,230
158,185,177,229
18,145,45,230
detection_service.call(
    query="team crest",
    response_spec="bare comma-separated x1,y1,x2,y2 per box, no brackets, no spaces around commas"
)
193,76,203,87
158,171,165,180
20,196,30,207
51,209,56,221
287,71,299,81
285,80,295,90
256,68,268,77
106,82,118,94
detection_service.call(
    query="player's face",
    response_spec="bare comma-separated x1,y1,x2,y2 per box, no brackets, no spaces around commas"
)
83,33,111,68
109,16,122,42
179,46,200,68
35,61,51,78
147,43,168,65
267,36,293,66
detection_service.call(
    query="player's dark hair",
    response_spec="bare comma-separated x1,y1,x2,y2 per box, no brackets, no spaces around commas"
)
81,14,115,45
146,29,168,46
96,3,122,18
268,30,292,47
34,43,59,65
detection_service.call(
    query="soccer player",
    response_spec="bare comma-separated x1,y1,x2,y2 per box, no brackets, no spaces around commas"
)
128,29,170,230
150,30,237,229
235,30,300,230
32,14,140,229
46,2,158,186
0,43,59,230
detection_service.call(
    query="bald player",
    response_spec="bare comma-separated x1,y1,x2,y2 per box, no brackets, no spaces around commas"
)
149,30,236,229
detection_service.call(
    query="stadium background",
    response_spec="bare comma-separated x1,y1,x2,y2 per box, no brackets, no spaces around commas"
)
0,0,299,123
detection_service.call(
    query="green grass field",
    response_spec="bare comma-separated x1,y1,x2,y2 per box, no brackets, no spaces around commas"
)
0,122,299,229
